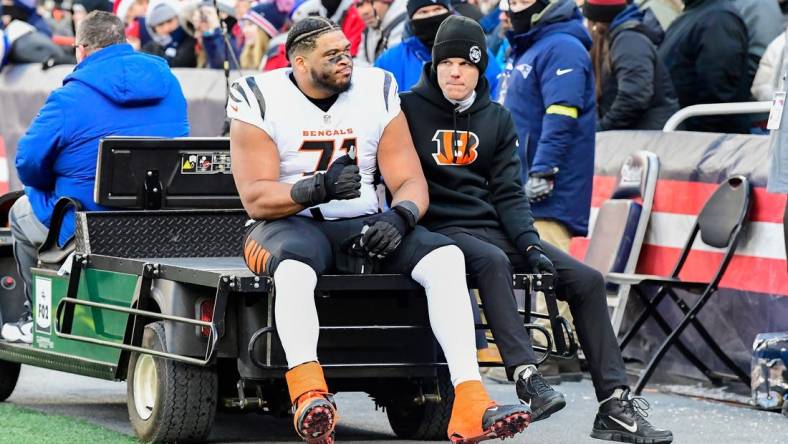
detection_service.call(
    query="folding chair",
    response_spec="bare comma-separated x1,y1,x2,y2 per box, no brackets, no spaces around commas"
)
583,151,659,335
608,176,752,394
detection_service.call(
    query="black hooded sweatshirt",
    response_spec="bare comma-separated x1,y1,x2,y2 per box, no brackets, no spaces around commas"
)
400,63,540,252
597,7,679,131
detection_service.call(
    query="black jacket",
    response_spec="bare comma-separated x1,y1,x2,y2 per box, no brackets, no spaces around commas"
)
141,34,197,68
657,0,749,133
400,63,540,252
597,6,679,131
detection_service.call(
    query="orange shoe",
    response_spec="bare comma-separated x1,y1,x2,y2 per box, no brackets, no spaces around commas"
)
448,380,531,443
286,362,338,444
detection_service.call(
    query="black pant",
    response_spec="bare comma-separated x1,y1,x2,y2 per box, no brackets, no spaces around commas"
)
437,226,629,401
243,216,454,276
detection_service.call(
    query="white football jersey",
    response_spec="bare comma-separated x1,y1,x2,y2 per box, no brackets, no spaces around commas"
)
227,67,400,219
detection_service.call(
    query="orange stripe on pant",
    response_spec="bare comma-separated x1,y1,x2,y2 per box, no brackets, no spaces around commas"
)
256,248,270,274
245,240,262,273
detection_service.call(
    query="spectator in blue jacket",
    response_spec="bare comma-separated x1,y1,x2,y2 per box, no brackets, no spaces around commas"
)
2,11,189,344
375,0,501,93
498,0,594,372
498,0,595,248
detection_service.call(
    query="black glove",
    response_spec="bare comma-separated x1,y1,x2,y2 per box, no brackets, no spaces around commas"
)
525,245,556,276
290,147,361,207
525,167,558,203
360,201,419,259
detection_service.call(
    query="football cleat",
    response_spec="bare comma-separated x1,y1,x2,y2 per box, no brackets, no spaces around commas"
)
450,404,532,443
293,391,338,444
448,380,531,443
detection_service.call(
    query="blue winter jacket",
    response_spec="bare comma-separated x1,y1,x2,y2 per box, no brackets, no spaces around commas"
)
499,0,595,236
375,35,501,96
16,43,189,246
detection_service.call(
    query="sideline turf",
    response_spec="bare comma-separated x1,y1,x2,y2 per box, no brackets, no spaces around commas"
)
0,403,138,443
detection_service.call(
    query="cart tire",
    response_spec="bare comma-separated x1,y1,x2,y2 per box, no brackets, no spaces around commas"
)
0,359,20,401
385,369,453,440
127,321,217,443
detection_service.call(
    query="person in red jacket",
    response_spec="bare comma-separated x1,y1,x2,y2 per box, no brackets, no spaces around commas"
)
290,0,365,56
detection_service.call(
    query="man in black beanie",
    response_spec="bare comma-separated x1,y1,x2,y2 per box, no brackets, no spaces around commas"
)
375,0,501,92
401,14,674,444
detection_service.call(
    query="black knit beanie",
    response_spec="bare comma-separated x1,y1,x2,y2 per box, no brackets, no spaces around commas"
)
431,15,488,73
407,0,452,17
582,0,627,23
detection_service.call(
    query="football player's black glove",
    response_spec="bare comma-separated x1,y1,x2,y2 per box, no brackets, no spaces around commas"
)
290,146,361,207
360,201,419,259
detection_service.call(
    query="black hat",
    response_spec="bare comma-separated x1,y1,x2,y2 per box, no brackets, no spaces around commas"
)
431,15,488,73
407,0,452,18
582,0,627,23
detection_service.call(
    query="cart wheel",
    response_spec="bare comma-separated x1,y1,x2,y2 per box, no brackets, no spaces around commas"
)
385,369,453,440
127,321,217,443
0,359,20,401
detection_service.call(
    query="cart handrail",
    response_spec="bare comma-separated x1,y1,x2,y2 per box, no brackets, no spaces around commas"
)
53,297,220,366
662,101,772,132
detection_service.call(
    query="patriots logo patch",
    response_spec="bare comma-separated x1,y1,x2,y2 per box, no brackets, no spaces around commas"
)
515,64,532,79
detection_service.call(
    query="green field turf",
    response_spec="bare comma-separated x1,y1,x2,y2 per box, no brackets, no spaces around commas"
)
0,403,138,443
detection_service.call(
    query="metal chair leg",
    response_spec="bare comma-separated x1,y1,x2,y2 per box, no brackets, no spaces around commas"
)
623,285,722,385
634,286,742,394
664,288,751,386
619,285,670,350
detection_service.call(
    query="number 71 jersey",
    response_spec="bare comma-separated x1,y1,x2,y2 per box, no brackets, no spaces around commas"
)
227,67,400,219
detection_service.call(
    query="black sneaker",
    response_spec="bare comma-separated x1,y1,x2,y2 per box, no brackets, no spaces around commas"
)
591,389,673,444
515,371,566,422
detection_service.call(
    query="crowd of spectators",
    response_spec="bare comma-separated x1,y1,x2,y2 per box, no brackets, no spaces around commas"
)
3,0,788,134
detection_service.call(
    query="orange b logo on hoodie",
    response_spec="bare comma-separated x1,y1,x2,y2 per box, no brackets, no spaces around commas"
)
431,130,479,166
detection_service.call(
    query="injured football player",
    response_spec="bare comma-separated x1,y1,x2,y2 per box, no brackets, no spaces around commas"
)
228,16,531,444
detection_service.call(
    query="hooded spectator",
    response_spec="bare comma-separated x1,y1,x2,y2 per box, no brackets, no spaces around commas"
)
1,0,52,36
4,11,188,344
375,0,501,92
498,0,595,364
355,0,407,65
499,0,595,245
141,0,197,67
290,0,365,56
584,0,678,130
658,0,750,133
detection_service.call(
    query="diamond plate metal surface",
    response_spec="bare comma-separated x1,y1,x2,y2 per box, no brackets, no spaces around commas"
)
77,211,248,258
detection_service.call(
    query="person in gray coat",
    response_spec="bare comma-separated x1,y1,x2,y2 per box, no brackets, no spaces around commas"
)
732,0,783,86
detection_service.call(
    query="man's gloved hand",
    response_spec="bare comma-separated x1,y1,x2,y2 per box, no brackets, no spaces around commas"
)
525,167,558,202
290,146,361,207
360,201,419,259
525,244,556,276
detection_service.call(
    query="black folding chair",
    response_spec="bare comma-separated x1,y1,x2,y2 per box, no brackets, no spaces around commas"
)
607,176,752,394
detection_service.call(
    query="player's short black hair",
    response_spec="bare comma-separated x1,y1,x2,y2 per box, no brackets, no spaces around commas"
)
285,17,342,61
